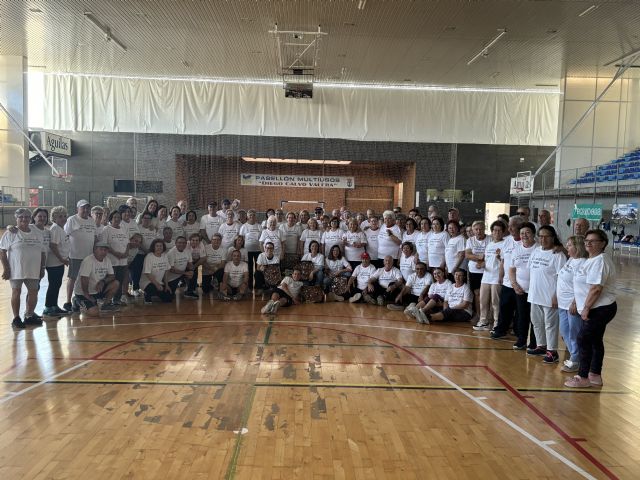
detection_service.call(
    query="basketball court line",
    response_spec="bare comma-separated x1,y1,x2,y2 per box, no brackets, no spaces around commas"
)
0,319,617,478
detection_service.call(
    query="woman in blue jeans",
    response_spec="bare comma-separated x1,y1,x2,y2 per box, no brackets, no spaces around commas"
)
565,229,617,388
555,235,588,372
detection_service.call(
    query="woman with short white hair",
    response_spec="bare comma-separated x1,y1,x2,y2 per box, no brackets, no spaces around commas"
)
1,208,46,328
378,211,402,261
259,215,284,258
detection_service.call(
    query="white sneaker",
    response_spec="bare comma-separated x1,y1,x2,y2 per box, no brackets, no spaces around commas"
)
404,303,417,316
132,289,142,297
416,309,429,325
270,301,280,314
472,323,491,331
561,360,579,372
261,301,273,314
349,293,362,303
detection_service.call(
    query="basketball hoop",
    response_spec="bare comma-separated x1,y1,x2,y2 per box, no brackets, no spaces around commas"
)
54,173,73,183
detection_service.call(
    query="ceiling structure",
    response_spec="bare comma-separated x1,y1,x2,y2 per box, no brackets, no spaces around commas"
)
1,0,640,90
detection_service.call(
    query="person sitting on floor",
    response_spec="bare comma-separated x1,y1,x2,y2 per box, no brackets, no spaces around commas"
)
166,236,194,295
141,239,172,304
347,252,377,303
396,262,433,314
220,249,249,300
72,241,120,316
261,268,303,314
426,269,474,323
366,255,404,306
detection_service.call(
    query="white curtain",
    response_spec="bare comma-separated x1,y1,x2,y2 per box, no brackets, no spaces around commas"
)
44,74,559,145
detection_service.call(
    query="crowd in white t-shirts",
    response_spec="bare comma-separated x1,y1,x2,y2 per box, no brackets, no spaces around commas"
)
1,199,617,389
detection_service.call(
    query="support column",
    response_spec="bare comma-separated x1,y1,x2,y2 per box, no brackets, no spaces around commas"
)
0,55,29,199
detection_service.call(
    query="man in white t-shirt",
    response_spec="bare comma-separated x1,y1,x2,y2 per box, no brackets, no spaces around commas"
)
220,249,249,300
166,236,194,294
64,199,98,312
394,262,432,311
73,242,119,316
366,255,404,306
261,268,303,314
202,233,226,294
200,201,223,243
347,252,377,303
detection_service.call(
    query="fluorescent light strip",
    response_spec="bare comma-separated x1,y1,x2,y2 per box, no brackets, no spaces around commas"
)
242,157,351,165
578,5,598,17
40,72,561,94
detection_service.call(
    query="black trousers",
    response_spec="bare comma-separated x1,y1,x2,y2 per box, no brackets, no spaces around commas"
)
515,292,537,348
112,266,128,301
201,269,224,293
130,253,145,290
494,286,517,336
371,282,400,303
578,302,617,377
187,265,200,292
144,284,173,302
45,265,65,308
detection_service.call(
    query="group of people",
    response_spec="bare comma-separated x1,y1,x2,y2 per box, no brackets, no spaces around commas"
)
1,198,617,388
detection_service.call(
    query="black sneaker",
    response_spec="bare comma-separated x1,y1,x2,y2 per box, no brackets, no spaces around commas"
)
11,317,25,329
62,302,73,312
183,291,199,299
542,350,559,364
53,306,68,316
490,331,507,339
512,343,526,350
526,346,547,356
24,313,43,326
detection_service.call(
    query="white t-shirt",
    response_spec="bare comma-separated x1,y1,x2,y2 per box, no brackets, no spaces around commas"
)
445,283,474,314
301,252,325,270
279,223,302,254
224,261,249,288
466,236,490,274
427,231,450,268
218,222,241,250
556,257,587,310
183,222,200,241
140,252,170,290
406,272,433,296
122,220,139,239
36,227,50,260
200,214,223,239
445,235,467,274
322,229,344,255
0,227,45,279
501,236,521,288
370,266,403,288
46,223,70,268
256,252,280,266
239,222,262,251
343,231,367,262
402,230,419,247
165,219,185,240
64,215,97,259
138,226,158,252
101,225,130,267
510,243,537,292
377,225,402,259
300,229,323,255
429,279,453,298
415,231,431,263
527,247,567,307
226,246,248,262
398,253,417,281
279,276,303,299
351,264,376,290
186,242,206,264
202,244,226,274
326,257,350,274
73,254,114,295
481,240,505,285
166,247,192,282
259,229,283,257
364,228,380,260
573,254,616,312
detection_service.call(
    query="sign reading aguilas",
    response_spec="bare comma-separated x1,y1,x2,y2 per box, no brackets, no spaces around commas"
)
241,173,355,189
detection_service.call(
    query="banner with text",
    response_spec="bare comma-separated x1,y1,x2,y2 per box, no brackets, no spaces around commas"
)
572,203,603,221
240,173,355,189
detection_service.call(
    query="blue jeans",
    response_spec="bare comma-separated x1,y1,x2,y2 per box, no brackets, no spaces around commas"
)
558,308,582,362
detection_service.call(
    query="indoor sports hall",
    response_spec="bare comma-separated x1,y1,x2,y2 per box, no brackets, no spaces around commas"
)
1,1,640,479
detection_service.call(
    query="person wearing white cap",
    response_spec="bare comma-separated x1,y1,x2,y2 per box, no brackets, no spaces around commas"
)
63,200,97,312
72,241,119,315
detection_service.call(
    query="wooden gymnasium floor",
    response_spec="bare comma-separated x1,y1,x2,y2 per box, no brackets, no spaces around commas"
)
1,255,639,479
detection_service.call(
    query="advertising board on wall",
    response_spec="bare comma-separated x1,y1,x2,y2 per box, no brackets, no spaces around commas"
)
240,173,355,189
41,131,72,156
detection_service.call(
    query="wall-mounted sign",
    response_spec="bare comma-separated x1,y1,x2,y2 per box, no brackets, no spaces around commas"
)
612,203,637,224
42,131,72,156
240,173,354,189
572,203,603,221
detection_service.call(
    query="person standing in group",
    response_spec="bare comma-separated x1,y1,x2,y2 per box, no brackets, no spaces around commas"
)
137,199,159,227
556,235,588,373
465,220,489,322
342,218,367,270
378,211,402,263
240,209,263,290
101,210,130,306
427,216,449,272
183,210,200,240
259,215,284,259
321,217,344,256
43,206,70,317
402,218,419,247
64,200,97,312
444,220,466,281
415,218,432,267
165,206,185,240
184,233,206,299
279,211,302,266
509,222,538,350
474,220,506,332
364,215,381,268
299,217,323,257
1,208,46,328
200,201,223,243
565,230,617,388
91,206,105,238
526,226,567,363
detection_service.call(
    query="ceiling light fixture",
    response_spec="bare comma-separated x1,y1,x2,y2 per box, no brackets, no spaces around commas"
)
578,5,598,17
467,28,507,66
357,0,367,11
242,157,352,165
603,47,640,67
84,12,127,52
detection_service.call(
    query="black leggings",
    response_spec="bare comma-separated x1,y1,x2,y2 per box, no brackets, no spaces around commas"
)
144,284,173,303
129,253,145,290
578,302,617,377
45,265,65,307
112,266,128,301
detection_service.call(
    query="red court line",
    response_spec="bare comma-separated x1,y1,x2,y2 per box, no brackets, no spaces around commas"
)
484,366,618,480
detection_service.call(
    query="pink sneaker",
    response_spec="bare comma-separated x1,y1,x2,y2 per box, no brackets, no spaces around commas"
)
564,375,591,388
588,373,603,386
